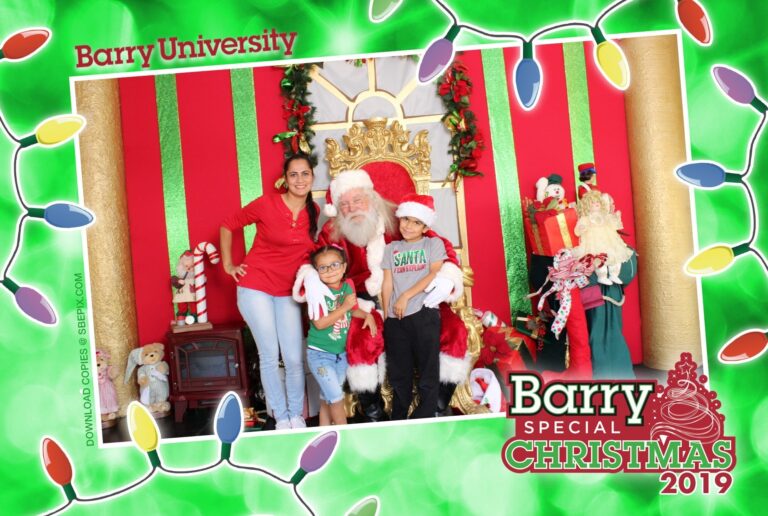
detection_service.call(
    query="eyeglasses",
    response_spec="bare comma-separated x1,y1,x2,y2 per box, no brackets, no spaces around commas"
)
317,261,343,274
339,196,367,211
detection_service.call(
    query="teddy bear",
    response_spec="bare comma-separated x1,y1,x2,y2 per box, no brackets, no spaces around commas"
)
124,343,171,414
535,173,570,211
96,349,119,422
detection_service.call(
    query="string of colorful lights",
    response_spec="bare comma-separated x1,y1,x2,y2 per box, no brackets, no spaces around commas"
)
370,2,767,361
675,65,768,365
1,27,92,326
41,393,377,515
369,0,712,109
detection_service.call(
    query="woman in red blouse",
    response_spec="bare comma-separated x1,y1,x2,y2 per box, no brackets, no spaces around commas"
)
220,154,321,430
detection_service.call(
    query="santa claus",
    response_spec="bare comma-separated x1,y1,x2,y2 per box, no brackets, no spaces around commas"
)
293,169,471,420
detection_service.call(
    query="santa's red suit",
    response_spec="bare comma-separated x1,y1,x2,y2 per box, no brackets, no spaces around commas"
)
293,170,470,395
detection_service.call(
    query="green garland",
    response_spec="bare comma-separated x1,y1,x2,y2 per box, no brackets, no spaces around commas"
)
438,60,485,189
273,64,318,165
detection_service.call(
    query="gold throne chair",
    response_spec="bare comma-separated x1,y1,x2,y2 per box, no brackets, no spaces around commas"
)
324,117,488,416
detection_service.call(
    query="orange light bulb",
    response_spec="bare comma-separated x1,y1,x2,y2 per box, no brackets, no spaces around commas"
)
676,0,712,45
42,438,72,486
1,28,50,60
719,330,768,364
42,437,77,501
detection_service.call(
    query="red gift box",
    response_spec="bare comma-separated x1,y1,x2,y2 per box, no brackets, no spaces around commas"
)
522,199,579,256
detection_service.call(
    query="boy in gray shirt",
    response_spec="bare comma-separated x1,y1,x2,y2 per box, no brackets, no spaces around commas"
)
381,194,446,419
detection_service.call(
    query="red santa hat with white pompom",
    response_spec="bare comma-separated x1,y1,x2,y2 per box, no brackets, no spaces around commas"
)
395,193,437,227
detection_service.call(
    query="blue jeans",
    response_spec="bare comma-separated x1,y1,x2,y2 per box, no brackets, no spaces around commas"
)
237,287,305,421
306,348,348,404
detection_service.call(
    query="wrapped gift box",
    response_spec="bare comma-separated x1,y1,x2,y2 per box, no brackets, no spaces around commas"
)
522,199,578,256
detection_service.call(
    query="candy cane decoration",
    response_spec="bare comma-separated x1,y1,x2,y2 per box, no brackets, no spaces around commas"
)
193,242,220,323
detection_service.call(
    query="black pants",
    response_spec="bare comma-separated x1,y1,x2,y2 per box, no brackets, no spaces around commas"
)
384,307,441,420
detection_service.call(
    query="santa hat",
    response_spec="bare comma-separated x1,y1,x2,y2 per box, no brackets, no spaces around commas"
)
395,193,437,227
323,169,375,217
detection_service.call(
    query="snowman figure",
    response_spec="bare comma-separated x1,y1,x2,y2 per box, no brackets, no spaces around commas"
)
535,173,569,211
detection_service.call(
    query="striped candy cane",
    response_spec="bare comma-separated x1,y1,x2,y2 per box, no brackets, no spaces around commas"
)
193,242,220,323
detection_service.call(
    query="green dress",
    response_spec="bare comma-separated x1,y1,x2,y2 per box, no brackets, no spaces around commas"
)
585,251,637,379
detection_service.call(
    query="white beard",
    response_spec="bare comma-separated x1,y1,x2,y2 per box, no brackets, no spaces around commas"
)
337,207,379,247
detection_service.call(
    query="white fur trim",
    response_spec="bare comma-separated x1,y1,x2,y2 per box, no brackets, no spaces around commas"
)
377,352,387,386
439,352,472,384
395,201,436,227
292,263,315,303
438,262,464,303
329,169,374,205
357,298,375,313
324,203,338,217
346,363,379,393
365,270,383,297
364,217,387,297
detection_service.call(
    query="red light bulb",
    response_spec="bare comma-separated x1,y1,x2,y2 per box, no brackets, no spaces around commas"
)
42,438,73,486
1,28,50,60
676,0,712,45
719,330,768,364
41,437,77,501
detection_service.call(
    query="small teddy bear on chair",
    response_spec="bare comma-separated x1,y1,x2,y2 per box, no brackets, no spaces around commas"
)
124,343,171,416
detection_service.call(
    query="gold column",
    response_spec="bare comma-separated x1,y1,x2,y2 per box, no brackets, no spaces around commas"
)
75,79,138,415
623,34,702,369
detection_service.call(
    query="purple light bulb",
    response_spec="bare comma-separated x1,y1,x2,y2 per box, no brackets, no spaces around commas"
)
300,431,337,472
16,286,57,325
418,25,461,83
712,66,756,104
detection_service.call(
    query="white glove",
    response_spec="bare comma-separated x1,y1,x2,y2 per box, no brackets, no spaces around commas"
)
304,269,334,320
423,276,453,308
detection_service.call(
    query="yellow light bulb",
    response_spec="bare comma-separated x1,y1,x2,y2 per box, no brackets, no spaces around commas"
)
34,115,85,146
594,40,629,90
128,402,160,452
685,243,750,275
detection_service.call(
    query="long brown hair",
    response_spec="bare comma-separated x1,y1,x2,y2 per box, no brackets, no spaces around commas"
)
283,153,318,239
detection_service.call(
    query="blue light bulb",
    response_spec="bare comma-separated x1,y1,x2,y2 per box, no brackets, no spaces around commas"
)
215,393,243,446
30,203,94,228
675,161,742,189
514,41,542,109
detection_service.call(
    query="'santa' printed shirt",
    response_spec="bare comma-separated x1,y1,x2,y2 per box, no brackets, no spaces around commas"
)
382,236,446,318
